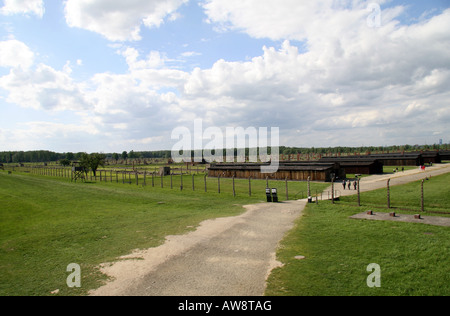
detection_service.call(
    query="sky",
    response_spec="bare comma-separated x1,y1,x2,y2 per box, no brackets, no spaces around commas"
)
0,0,449,153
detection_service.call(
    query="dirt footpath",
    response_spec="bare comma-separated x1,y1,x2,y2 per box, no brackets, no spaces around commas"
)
90,200,307,296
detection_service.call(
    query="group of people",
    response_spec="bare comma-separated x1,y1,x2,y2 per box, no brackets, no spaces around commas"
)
343,179,357,190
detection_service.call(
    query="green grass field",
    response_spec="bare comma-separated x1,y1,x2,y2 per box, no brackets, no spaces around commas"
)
0,171,327,296
265,173,450,296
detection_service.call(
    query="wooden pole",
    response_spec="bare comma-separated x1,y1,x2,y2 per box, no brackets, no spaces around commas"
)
307,176,311,197
421,180,424,212
232,175,235,197
357,178,361,207
285,177,289,201
387,179,391,209
331,177,335,204
180,173,183,191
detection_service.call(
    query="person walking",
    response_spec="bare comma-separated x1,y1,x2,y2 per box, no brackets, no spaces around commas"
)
343,180,346,190
353,180,357,190
347,180,351,190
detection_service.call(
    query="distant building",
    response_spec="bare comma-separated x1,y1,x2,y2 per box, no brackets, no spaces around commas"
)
438,151,450,161
208,162,345,182
319,157,383,174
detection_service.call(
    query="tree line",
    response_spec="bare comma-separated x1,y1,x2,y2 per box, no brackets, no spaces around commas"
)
1,143,448,164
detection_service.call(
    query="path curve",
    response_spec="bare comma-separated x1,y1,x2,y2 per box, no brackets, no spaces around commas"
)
90,199,307,296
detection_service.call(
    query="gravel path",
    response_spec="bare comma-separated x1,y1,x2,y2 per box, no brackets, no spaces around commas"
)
90,163,450,296
90,199,307,296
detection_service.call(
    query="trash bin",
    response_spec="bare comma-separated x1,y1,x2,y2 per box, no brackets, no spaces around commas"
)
272,188,278,203
266,188,272,202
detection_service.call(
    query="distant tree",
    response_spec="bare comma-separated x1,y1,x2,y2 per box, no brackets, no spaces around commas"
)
129,150,139,159
59,159,71,167
122,151,128,160
79,153,106,177
66,152,75,161
112,153,119,162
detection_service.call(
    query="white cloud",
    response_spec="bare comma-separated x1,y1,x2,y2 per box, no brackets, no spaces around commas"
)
202,0,389,42
0,121,100,152
0,0,44,18
0,39,34,69
120,47,166,70
64,0,188,41
0,63,90,111
181,51,202,57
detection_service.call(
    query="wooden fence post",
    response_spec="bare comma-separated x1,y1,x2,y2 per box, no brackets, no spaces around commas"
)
285,177,289,201
357,178,361,207
232,175,235,197
421,180,424,212
387,179,391,209
331,177,335,204
307,176,310,197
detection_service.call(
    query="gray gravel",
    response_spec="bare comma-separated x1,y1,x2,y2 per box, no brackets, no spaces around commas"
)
91,200,307,296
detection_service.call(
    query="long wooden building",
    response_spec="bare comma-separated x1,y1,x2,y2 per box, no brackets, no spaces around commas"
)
207,162,345,182
411,151,441,164
324,151,445,166
439,151,450,161
319,157,383,174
